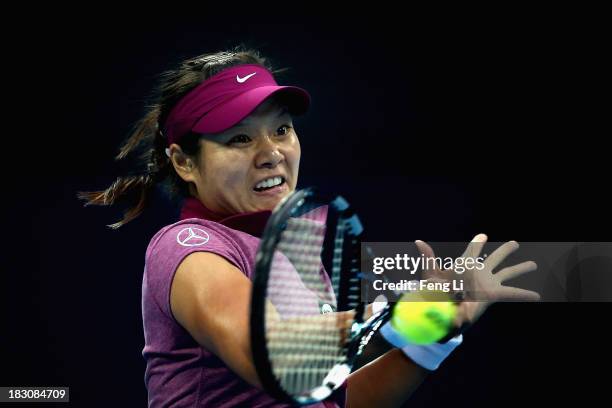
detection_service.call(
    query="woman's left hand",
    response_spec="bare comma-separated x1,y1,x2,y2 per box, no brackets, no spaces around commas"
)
415,233,541,327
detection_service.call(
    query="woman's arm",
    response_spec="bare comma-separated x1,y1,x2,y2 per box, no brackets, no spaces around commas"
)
170,251,431,406
170,251,263,387
347,348,429,408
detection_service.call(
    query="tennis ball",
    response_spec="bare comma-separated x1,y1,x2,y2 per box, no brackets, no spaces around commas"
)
391,291,457,345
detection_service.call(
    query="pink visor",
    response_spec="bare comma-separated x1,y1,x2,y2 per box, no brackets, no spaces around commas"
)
163,64,311,145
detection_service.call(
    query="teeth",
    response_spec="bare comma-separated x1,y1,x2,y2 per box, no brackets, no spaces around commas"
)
255,176,283,189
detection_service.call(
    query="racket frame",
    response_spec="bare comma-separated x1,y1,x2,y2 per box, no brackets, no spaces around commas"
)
250,187,392,405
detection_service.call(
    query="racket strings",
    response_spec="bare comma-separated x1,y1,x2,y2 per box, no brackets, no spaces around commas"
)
330,220,345,301
264,207,351,396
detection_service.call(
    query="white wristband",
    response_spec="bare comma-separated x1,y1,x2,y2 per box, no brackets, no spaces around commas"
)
380,321,463,371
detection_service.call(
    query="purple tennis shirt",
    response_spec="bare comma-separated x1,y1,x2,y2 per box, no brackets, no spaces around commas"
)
141,198,346,407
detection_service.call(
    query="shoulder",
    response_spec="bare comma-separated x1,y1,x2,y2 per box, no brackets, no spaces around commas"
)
148,218,228,251
145,218,260,279
143,218,259,319
147,219,241,257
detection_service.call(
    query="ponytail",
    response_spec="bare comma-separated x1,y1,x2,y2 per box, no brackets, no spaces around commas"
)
77,105,168,229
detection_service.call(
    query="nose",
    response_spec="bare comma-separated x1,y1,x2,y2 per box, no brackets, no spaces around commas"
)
254,135,284,169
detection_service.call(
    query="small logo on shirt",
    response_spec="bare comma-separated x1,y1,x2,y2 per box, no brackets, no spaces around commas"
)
321,303,334,314
176,227,210,247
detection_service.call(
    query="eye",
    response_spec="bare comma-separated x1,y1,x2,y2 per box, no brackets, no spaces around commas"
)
227,134,251,145
277,125,292,136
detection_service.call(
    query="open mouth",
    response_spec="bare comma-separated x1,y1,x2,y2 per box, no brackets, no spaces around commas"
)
253,176,286,192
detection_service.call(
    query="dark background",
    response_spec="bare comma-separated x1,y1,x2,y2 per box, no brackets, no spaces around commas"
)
2,12,610,407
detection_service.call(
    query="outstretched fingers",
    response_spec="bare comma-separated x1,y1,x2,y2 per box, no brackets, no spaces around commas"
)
484,240,519,270
496,286,541,302
495,261,537,283
461,233,488,260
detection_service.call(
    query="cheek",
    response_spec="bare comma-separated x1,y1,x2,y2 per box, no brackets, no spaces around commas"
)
290,138,301,173
204,153,251,192
224,171,247,190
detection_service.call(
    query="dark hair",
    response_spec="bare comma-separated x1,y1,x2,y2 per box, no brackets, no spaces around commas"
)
78,46,280,228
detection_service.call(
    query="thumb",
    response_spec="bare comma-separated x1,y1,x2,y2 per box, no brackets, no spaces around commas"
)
415,240,436,258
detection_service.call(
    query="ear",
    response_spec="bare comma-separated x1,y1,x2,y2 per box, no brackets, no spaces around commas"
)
167,143,198,183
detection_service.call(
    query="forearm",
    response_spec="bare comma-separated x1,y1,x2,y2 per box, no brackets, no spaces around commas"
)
346,349,429,408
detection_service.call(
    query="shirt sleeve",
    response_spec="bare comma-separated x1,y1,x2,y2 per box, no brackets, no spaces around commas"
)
144,221,247,321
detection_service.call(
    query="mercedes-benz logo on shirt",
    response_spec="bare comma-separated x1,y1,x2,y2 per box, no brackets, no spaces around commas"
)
176,227,210,247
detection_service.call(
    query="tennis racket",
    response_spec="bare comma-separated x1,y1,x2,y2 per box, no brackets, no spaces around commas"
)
250,187,398,405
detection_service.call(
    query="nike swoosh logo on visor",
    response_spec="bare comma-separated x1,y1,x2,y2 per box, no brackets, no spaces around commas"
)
236,72,257,83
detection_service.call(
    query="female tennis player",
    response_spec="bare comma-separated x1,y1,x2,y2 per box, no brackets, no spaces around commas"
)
80,47,540,407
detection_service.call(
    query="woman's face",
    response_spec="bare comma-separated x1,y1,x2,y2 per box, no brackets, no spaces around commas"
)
191,98,301,215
